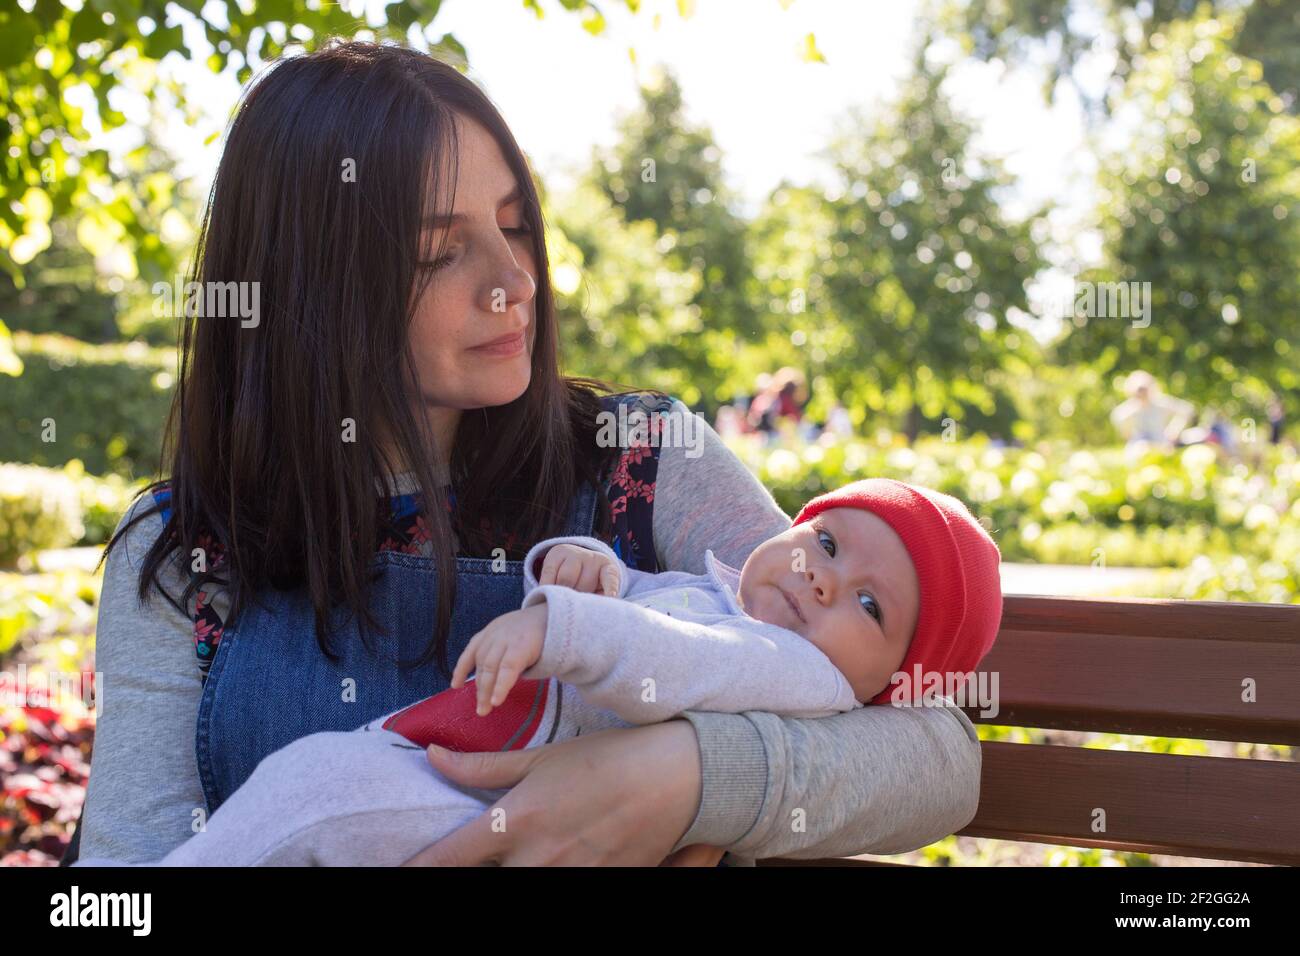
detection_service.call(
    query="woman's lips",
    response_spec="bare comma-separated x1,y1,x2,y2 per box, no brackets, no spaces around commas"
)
471,328,526,356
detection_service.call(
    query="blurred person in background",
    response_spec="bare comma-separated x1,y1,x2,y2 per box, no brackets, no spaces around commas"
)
713,403,749,439
1178,406,1238,459
747,367,808,442
1109,370,1196,450
1268,396,1287,446
815,399,856,444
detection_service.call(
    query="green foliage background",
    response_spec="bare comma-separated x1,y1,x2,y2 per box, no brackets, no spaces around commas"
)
1,0,1296,867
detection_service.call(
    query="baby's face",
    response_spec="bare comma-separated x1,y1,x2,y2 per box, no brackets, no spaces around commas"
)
736,506,920,702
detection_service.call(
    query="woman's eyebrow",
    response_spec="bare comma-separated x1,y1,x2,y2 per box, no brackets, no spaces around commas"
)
423,185,524,227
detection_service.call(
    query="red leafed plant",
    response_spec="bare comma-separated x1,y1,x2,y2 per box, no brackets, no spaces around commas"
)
0,704,94,866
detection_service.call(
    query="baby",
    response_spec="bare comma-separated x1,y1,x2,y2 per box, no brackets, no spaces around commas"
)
74,478,1002,866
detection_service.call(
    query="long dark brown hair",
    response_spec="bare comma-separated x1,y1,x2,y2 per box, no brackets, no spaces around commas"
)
102,38,656,678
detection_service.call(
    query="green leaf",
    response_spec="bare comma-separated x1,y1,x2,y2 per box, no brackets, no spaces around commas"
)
143,23,185,61
68,5,107,46
0,13,40,68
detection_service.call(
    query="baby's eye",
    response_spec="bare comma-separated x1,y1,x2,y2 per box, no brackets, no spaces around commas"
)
817,529,835,557
858,592,882,625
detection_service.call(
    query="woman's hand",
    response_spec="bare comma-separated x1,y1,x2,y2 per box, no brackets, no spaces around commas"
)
450,604,549,716
400,719,706,866
538,543,619,596
660,844,727,867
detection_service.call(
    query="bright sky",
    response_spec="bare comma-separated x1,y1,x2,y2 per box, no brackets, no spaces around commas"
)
91,0,1112,337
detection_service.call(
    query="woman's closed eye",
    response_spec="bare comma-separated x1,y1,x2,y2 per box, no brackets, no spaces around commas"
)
419,226,533,271
419,249,459,271
815,527,883,626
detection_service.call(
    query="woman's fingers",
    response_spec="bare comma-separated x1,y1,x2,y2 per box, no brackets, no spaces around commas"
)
425,740,537,790
400,805,506,866
660,844,726,867
416,722,702,865
404,745,550,866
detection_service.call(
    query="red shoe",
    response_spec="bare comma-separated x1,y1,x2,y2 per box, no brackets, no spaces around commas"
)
382,678,550,753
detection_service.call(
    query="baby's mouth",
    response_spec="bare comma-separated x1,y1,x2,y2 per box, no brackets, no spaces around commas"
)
778,585,806,624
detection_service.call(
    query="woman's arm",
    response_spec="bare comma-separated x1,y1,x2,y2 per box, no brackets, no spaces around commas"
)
654,399,984,859
79,497,210,862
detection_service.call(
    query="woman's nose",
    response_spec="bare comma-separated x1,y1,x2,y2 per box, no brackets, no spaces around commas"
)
482,264,535,313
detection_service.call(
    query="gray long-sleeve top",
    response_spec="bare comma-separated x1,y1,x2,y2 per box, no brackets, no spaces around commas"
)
79,399,983,864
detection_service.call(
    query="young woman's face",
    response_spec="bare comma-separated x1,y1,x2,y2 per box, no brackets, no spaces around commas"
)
737,506,921,702
408,115,538,417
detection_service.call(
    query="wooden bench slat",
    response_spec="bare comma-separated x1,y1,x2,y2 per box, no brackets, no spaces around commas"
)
962,628,1300,744
957,741,1300,866
998,595,1300,643
957,596,1300,744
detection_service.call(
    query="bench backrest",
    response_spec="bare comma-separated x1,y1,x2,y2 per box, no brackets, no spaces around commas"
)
962,595,1300,866
763,595,1300,867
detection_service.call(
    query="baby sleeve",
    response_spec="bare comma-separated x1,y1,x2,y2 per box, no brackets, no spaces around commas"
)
521,535,632,600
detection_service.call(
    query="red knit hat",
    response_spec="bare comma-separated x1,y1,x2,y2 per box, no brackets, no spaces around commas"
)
791,478,1003,706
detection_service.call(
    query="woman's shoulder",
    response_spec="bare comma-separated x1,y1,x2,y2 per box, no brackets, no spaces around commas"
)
104,485,174,576
649,396,791,574
98,483,231,682
126,479,228,570
95,486,200,661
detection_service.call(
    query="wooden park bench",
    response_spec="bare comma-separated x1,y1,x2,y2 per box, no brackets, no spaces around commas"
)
760,595,1300,867
62,594,1297,866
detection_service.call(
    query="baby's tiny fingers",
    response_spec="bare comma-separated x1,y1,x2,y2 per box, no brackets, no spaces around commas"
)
451,645,476,689
491,668,518,706
555,555,582,589
474,641,512,715
475,663,497,716
600,563,619,596
539,559,557,586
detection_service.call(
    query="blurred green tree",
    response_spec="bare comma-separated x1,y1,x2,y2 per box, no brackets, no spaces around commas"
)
1052,12,1300,414
0,0,709,288
942,0,1300,113
579,68,761,403
806,40,1049,441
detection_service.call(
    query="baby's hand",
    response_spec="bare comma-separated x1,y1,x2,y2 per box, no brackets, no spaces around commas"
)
538,543,619,596
451,604,549,716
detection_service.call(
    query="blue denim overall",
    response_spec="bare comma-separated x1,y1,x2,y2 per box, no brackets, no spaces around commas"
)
195,479,600,814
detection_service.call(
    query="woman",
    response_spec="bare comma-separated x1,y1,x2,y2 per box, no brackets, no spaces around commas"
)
76,39,982,866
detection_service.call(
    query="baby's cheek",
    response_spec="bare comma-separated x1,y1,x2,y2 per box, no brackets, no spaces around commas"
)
840,640,895,699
